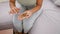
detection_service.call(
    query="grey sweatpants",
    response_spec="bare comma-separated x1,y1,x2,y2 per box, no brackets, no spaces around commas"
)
13,2,43,33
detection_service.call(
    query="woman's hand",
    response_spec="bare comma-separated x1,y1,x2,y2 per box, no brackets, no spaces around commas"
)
9,7,20,15
18,10,33,20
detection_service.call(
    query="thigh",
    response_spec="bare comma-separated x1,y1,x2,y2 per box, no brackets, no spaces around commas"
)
23,8,43,33
13,3,26,32
13,14,23,32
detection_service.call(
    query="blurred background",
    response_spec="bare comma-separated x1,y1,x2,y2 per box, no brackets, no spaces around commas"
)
0,0,60,34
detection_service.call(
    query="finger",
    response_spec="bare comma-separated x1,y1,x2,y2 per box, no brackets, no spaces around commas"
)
10,8,16,14
15,8,18,13
13,8,17,14
9,10,14,14
15,8,19,13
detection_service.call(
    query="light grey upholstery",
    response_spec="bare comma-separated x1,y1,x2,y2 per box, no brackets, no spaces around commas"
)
29,0,60,34
0,2,13,30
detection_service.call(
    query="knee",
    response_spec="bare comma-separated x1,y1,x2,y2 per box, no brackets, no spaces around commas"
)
24,26,32,33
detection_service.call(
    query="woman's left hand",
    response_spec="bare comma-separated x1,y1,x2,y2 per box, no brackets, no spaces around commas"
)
18,10,33,20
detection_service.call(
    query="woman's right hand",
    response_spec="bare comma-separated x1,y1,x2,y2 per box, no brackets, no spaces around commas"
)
9,7,20,15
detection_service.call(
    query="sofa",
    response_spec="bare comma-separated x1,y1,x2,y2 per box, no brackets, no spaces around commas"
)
0,0,60,34
0,1,13,30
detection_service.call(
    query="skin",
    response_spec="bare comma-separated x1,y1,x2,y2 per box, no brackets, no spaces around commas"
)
9,0,43,33
18,0,43,20
9,0,43,20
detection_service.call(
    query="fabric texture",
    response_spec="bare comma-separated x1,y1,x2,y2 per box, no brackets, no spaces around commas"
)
13,1,43,33
17,0,36,6
52,0,60,6
29,0,60,34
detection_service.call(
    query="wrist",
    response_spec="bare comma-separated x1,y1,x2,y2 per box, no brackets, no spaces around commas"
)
30,9,36,14
30,6,41,14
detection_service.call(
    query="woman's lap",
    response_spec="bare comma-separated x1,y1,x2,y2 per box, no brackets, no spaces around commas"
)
13,2,43,33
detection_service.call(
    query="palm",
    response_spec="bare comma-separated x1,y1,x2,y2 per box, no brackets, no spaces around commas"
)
18,10,33,20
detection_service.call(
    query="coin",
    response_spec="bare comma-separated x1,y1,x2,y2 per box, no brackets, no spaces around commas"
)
21,13,27,18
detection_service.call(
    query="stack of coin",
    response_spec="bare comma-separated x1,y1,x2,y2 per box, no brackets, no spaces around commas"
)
20,13,27,18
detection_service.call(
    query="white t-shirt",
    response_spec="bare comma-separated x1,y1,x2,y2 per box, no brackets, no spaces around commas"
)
17,0,36,6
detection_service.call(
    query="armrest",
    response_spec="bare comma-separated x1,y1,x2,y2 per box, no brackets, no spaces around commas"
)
0,2,13,30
